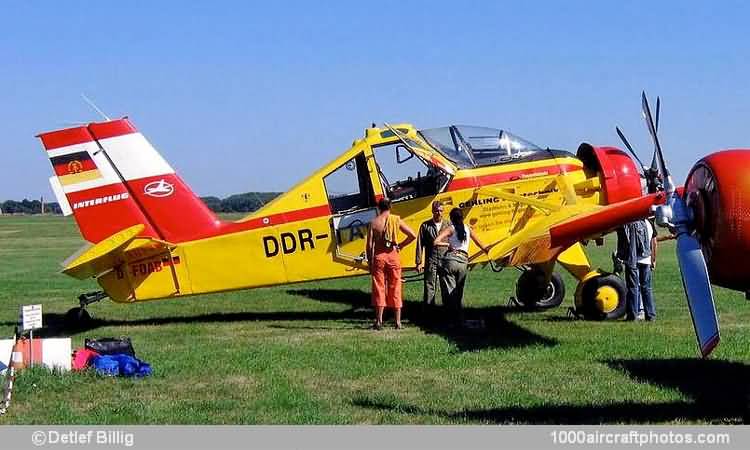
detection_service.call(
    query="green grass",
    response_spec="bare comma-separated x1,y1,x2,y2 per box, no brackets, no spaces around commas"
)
0,215,748,424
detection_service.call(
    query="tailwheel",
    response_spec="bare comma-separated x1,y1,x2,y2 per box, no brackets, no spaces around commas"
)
63,291,107,328
515,269,566,310
574,273,627,320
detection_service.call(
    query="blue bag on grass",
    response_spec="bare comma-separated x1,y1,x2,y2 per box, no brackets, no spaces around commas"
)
92,354,152,377
92,356,119,376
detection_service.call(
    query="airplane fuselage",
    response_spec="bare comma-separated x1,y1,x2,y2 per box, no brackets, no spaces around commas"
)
98,125,612,303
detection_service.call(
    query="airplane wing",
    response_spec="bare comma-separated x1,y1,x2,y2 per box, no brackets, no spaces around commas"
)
62,224,173,279
480,192,667,265
548,192,667,249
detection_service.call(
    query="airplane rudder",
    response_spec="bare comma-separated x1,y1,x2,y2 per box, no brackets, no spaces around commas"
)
87,119,222,242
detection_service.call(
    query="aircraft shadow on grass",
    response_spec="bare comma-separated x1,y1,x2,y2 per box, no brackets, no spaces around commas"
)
352,358,749,424
0,308,370,339
285,288,557,353
0,288,556,353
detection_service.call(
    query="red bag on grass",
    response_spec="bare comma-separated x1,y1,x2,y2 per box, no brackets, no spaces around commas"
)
72,348,100,371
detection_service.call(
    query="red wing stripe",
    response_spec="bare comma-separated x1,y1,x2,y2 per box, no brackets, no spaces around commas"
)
447,164,581,191
38,126,94,151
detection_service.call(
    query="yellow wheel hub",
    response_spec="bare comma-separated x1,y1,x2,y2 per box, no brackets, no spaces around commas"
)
594,285,619,313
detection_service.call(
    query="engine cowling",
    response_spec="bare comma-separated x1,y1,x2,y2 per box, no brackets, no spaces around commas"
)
684,149,750,292
577,143,643,205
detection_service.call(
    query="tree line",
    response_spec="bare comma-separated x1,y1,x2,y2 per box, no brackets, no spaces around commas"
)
0,192,281,215
198,192,281,213
0,199,63,215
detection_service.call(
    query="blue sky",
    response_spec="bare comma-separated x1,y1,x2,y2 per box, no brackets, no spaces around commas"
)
2,1,749,200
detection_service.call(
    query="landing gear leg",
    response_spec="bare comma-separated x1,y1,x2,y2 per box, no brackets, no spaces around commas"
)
64,291,108,327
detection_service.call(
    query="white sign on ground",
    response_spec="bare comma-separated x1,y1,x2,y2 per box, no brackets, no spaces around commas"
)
20,304,42,331
0,338,71,374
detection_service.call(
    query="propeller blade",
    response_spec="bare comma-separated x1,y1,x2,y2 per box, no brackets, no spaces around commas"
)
641,92,670,179
655,96,660,133
615,126,646,168
650,149,659,172
650,96,661,173
676,232,720,358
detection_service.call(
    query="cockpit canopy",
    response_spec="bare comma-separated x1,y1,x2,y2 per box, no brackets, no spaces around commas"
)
419,125,543,169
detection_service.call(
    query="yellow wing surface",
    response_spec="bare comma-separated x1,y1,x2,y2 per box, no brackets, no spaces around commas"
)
475,192,665,266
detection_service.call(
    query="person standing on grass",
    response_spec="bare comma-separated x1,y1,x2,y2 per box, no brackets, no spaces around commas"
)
367,198,416,330
433,208,490,327
415,201,450,310
636,218,658,321
615,219,653,321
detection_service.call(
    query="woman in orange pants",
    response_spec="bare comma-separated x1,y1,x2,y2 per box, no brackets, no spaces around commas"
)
367,198,416,330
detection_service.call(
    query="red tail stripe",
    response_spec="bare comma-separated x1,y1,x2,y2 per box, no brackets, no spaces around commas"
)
88,119,138,141
65,184,160,243
38,126,93,151
38,119,139,151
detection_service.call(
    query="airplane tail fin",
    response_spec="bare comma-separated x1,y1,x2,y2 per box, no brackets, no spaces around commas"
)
38,119,222,244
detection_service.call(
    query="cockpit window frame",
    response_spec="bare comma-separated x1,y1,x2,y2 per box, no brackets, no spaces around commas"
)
419,125,548,169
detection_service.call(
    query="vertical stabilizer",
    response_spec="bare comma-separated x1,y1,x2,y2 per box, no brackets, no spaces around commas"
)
38,119,222,243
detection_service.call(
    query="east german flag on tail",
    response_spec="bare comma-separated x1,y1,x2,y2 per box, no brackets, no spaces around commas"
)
50,150,102,186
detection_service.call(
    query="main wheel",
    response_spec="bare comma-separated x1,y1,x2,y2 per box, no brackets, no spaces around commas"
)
574,274,627,320
515,270,565,309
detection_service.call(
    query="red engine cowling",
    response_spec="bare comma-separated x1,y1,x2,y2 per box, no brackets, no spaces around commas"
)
577,143,643,204
684,149,750,291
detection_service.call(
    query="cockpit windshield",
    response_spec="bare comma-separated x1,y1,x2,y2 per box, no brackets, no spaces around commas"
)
419,125,543,168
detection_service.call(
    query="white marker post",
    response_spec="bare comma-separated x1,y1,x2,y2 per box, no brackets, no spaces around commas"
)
20,305,42,367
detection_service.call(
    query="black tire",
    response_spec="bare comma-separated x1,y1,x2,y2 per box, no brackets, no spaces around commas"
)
575,274,627,320
64,307,92,328
515,270,566,310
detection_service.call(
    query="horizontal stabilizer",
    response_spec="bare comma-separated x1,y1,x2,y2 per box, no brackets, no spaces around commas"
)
62,224,170,279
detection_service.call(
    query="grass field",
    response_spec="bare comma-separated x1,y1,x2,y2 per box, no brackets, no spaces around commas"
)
0,215,748,424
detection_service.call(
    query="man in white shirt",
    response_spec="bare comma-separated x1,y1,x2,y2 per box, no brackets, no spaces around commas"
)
637,218,658,321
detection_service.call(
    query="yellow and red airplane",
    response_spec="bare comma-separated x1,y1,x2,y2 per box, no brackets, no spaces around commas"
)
38,117,666,326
